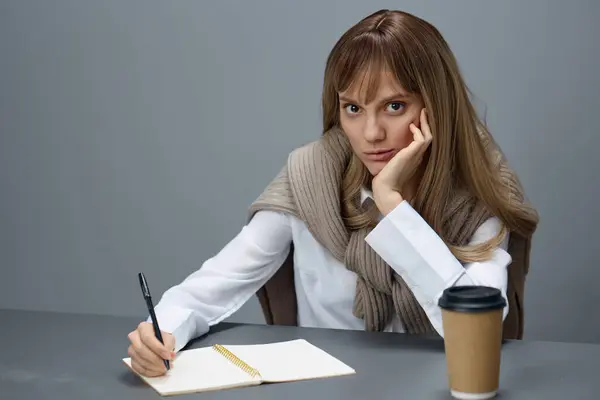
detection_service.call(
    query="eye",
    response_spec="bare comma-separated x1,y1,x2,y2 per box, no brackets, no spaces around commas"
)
386,102,405,113
343,104,361,114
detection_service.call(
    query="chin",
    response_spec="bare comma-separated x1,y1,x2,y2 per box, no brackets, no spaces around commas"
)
366,165,383,176
364,161,388,176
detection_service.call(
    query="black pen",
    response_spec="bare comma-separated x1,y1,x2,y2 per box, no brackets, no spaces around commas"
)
138,272,170,371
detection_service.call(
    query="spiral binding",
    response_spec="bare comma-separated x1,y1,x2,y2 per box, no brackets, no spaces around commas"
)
212,344,262,378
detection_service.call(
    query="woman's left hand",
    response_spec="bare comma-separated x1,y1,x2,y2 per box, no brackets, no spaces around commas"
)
372,108,432,216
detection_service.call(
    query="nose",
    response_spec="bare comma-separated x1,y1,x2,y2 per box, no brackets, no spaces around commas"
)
363,116,385,143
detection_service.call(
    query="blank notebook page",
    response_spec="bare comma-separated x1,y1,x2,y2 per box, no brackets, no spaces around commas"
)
223,339,356,382
123,346,259,395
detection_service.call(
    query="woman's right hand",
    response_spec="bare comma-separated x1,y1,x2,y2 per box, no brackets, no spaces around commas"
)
127,322,176,377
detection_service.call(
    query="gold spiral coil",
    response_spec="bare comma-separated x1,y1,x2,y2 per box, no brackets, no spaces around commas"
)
212,344,262,378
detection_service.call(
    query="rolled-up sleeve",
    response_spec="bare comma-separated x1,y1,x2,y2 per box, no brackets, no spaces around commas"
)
149,210,293,351
365,201,511,337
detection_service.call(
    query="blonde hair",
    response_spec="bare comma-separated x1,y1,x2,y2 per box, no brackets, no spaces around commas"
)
321,9,539,262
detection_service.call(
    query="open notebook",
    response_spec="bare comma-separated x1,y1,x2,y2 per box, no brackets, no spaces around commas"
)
122,339,356,396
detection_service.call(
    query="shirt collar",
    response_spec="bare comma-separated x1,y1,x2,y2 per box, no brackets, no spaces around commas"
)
360,187,373,205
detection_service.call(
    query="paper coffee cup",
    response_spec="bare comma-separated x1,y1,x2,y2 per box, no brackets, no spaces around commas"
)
438,286,507,400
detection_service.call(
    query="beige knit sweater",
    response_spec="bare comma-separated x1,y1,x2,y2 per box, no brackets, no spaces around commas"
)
248,127,534,338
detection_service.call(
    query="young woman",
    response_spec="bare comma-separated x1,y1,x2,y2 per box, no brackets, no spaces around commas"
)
127,9,538,377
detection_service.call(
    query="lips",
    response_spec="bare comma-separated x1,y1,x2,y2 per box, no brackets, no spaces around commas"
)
364,149,397,162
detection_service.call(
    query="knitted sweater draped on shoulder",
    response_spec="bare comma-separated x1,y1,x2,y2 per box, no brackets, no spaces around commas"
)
248,127,534,338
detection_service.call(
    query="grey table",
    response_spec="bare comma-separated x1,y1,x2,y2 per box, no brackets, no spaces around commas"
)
1,309,598,399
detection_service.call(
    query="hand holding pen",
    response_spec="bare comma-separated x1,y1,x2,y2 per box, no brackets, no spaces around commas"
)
126,272,176,377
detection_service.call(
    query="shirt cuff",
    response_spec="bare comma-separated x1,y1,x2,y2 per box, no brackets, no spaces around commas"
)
365,201,464,300
365,201,512,337
365,201,473,336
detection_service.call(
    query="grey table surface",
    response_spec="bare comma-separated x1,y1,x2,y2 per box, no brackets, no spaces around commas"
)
1,309,599,399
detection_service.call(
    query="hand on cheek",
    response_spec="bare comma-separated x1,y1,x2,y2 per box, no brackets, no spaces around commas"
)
372,108,432,216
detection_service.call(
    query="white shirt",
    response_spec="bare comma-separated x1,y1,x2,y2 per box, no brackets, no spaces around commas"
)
152,191,511,352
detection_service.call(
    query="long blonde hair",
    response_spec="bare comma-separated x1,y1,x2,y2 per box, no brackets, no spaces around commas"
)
321,9,538,262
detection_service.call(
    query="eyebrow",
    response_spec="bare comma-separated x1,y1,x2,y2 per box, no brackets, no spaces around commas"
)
339,92,410,105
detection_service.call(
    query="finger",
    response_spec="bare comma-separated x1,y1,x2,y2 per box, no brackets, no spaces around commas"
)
132,340,166,368
130,328,169,366
409,122,425,143
408,124,426,156
415,135,431,160
127,330,141,351
128,344,135,358
420,109,433,143
131,358,164,377
414,110,432,160
129,345,166,375
131,359,148,376
136,355,166,376
139,323,173,360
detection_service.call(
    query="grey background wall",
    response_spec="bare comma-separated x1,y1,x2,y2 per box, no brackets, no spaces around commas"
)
1,0,599,344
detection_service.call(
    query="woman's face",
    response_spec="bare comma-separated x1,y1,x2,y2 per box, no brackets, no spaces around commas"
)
338,71,424,176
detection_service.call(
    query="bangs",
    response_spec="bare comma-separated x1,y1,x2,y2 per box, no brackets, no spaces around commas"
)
330,32,417,104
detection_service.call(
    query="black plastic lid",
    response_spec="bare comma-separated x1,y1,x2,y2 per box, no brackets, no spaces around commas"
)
438,286,506,313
